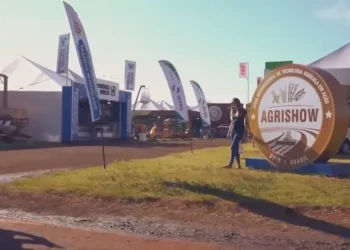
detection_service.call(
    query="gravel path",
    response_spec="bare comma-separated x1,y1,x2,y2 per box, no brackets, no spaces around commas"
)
0,169,71,183
0,208,348,250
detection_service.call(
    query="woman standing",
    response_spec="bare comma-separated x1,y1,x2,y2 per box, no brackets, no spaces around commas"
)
225,98,247,169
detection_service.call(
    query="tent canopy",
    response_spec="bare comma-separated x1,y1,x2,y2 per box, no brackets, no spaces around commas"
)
157,100,174,110
309,43,350,68
0,56,119,91
156,100,199,111
135,98,200,112
309,43,350,86
135,100,162,111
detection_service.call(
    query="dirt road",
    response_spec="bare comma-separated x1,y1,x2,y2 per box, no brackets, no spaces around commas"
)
0,140,228,174
0,219,233,250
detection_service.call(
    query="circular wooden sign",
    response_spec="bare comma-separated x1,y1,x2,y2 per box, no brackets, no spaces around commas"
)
249,64,348,170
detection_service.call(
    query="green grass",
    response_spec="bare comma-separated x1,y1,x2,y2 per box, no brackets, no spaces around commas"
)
3,144,350,208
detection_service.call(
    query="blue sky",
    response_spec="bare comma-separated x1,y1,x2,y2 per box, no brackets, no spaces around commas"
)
1,0,350,105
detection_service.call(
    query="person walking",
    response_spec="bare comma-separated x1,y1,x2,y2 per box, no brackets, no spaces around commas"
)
225,98,247,169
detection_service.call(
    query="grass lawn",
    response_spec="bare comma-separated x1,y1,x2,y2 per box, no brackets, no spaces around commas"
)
3,144,350,208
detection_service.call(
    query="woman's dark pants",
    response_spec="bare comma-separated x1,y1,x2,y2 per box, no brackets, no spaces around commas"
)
229,132,243,166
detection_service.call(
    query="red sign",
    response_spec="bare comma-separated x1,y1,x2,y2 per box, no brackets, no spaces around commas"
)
257,77,262,85
239,62,248,78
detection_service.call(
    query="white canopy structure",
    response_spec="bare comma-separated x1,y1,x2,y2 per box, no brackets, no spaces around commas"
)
156,100,199,111
309,43,350,85
0,56,118,91
134,100,162,111
189,105,200,112
0,57,120,142
157,100,174,110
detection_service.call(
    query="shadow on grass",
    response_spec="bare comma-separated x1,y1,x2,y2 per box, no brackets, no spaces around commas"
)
163,181,350,239
0,228,63,250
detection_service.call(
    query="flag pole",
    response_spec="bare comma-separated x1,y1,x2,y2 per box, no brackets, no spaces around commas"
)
247,63,250,104
247,64,250,146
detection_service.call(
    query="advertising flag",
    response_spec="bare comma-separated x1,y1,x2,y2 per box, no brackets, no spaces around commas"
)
63,1,101,122
190,80,211,127
124,60,136,91
56,33,70,74
239,62,249,78
159,60,189,122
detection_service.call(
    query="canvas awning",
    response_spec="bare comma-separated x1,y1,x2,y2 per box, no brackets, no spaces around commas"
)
309,43,350,86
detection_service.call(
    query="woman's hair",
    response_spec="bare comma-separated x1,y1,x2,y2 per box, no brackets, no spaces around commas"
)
232,98,241,105
230,98,241,121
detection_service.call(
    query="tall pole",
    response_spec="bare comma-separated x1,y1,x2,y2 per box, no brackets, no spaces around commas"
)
0,74,8,108
132,85,145,119
247,63,250,104
247,64,250,145
247,77,249,104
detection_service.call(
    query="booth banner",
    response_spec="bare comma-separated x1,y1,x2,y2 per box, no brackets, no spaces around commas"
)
71,82,80,141
97,82,119,102
159,60,189,122
64,1,101,122
56,33,70,74
190,80,211,127
126,92,132,137
124,60,136,91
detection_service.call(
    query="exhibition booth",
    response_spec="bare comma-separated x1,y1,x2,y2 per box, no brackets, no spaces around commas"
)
61,81,131,142
0,57,131,142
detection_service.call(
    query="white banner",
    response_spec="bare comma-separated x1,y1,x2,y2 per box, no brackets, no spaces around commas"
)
126,92,132,137
97,82,119,102
159,60,189,122
124,60,136,90
190,80,211,127
63,1,101,122
56,33,70,74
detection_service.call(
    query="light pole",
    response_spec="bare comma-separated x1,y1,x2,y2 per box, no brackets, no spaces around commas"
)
132,85,146,118
0,74,8,108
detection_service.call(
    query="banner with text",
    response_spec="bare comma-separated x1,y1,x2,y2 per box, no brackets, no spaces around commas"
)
124,60,136,91
64,1,101,122
97,82,119,102
159,60,189,122
190,80,211,127
239,62,249,78
71,82,80,141
56,33,70,74
126,92,132,137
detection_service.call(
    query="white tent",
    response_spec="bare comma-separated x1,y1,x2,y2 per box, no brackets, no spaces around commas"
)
0,57,119,142
156,99,200,112
135,100,162,111
157,100,174,110
0,56,118,91
309,43,350,85
189,105,200,112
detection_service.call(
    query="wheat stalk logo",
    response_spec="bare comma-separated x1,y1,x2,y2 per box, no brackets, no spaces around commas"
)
272,83,305,104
